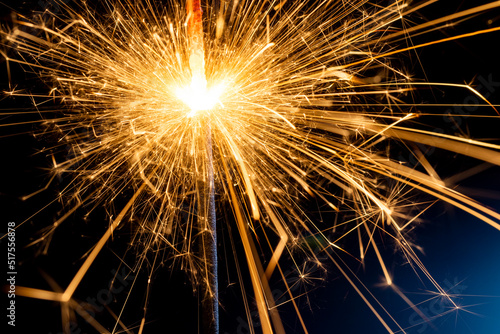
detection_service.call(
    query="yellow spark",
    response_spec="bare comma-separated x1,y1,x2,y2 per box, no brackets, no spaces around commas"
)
1,0,499,333
175,78,225,117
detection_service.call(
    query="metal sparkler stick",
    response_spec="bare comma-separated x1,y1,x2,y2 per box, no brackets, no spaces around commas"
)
196,126,219,334
186,1,219,333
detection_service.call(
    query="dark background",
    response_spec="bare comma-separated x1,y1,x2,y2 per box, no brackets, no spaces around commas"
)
1,0,500,333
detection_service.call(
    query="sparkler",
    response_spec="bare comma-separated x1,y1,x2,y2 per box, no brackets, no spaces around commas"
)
1,0,500,333
185,0,219,332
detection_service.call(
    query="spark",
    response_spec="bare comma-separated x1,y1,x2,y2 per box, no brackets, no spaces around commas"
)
175,79,225,117
1,0,500,333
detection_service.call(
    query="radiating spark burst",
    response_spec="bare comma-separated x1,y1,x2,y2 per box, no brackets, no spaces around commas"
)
1,0,500,332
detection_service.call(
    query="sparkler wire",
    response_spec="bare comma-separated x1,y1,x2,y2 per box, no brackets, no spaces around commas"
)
186,0,219,332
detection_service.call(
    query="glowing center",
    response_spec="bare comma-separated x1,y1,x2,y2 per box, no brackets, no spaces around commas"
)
176,75,224,117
